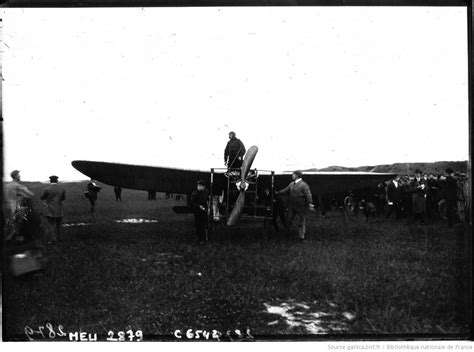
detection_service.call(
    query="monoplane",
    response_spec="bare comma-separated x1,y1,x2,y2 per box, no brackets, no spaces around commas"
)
72,146,396,225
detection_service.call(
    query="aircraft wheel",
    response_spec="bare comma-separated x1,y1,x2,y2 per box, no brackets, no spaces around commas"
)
438,199,447,220
344,196,355,213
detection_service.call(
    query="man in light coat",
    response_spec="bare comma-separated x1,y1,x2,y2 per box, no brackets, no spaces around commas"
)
277,170,315,241
5,170,34,241
41,175,66,242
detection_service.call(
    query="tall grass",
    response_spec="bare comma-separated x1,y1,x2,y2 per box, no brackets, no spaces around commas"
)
2,181,470,339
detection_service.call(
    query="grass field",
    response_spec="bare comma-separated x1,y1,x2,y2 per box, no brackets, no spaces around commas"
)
2,181,471,341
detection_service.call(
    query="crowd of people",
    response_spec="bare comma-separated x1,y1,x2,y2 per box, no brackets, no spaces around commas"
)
3,170,105,246
4,170,67,245
340,168,470,226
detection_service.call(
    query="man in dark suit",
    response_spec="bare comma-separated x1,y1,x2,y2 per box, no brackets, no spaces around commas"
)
400,176,412,219
425,174,438,219
409,169,427,223
386,176,402,220
224,131,246,169
456,173,469,222
375,182,387,217
40,175,66,242
86,179,101,213
190,180,209,244
445,168,458,227
277,170,315,241
114,186,122,202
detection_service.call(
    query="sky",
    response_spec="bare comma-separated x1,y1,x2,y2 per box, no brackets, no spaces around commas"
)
1,7,469,181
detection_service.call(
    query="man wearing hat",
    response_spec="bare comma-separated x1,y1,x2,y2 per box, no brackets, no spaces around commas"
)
409,169,427,223
86,179,101,213
40,175,66,242
190,179,209,244
224,131,246,169
5,170,34,240
444,168,458,227
276,170,315,241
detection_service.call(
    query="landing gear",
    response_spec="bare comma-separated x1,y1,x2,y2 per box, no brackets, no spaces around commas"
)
438,199,447,220
208,168,275,239
344,196,355,213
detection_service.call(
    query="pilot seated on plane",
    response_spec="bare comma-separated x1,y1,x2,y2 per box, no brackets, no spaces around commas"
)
224,131,246,169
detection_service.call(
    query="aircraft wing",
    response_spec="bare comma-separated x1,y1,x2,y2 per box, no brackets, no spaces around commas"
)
72,160,396,196
71,160,228,194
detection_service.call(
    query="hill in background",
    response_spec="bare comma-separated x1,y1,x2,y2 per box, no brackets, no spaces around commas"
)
305,160,468,176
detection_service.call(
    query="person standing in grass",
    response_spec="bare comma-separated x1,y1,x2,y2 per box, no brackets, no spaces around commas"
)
425,174,438,219
456,173,469,222
114,186,122,202
445,168,458,227
85,179,101,213
375,182,387,217
5,170,34,221
4,170,34,241
40,175,66,243
409,169,427,223
276,170,315,242
400,176,412,219
190,180,209,244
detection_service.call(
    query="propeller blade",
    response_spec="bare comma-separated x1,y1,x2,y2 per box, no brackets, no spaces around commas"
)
227,191,245,226
226,145,258,226
240,146,258,182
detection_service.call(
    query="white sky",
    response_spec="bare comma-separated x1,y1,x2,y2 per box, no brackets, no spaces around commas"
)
1,7,469,181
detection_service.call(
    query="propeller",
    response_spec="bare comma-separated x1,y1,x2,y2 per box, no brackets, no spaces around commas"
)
227,145,258,226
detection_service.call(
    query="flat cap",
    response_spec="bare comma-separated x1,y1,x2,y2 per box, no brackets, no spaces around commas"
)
293,170,303,178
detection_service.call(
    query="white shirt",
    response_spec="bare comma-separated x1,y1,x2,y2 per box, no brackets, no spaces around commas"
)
294,178,302,184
